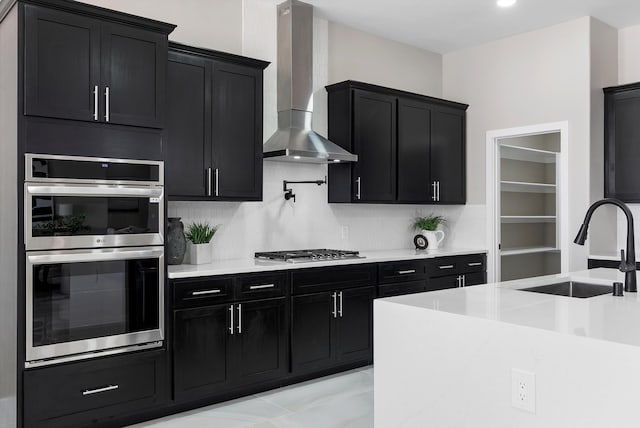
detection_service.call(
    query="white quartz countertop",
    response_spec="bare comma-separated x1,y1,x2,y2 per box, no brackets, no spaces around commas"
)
167,247,487,279
380,268,640,348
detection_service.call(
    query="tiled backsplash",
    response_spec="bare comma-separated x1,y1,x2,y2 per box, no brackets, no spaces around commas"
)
168,162,486,261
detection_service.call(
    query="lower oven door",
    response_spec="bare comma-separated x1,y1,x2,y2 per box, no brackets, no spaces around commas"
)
26,246,164,366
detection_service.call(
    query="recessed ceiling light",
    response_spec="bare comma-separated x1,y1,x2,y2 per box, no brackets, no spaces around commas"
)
497,0,516,7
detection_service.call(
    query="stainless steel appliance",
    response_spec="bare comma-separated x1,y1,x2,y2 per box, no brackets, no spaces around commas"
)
24,154,165,367
255,249,363,263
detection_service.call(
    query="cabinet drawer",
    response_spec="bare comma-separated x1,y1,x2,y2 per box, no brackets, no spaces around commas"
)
291,264,377,295
173,277,234,308
24,351,164,427
235,272,288,300
378,260,426,284
378,280,428,298
426,254,486,277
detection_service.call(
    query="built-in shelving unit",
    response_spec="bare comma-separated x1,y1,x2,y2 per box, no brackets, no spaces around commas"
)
498,135,562,281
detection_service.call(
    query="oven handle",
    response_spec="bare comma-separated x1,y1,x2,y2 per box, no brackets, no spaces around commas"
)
25,184,163,199
27,247,164,265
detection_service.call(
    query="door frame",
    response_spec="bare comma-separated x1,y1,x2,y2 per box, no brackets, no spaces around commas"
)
485,121,569,282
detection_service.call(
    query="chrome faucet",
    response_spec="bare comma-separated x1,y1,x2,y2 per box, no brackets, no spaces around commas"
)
574,198,637,292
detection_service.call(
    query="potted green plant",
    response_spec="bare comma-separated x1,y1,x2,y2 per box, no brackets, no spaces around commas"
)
185,222,219,265
413,214,446,249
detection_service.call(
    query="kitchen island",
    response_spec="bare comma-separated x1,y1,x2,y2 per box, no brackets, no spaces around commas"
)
374,268,640,428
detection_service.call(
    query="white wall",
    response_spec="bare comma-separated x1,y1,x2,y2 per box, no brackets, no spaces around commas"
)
328,21,443,97
443,18,592,272
164,1,478,261
78,0,243,53
588,18,619,256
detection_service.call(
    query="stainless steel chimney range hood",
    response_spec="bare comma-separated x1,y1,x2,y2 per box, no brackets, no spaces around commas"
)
263,0,357,164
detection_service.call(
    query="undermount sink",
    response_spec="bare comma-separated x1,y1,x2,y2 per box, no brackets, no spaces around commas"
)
519,281,612,298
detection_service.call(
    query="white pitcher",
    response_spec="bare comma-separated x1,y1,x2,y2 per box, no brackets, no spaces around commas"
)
421,230,445,249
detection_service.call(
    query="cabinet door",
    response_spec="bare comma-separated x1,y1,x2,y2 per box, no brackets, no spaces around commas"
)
397,98,432,202
291,292,336,374
463,271,486,287
232,298,288,386
427,274,461,291
101,22,166,128
211,62,263,200
336,286,375,363
605,88,640,201
353,90,397,202
166,52,211,198
24,5,101,122
173,305,232,401
430,106,465,203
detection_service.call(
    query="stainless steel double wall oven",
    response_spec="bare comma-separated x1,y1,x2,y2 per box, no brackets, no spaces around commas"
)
24,154,165,367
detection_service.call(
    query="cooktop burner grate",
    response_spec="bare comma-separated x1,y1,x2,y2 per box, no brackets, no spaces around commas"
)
255,249,363,263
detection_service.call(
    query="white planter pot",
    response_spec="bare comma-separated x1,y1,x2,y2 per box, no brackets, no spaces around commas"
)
188,242,213,265
421,229,445,249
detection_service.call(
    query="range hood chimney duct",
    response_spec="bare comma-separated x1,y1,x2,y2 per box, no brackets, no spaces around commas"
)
262,0,357,164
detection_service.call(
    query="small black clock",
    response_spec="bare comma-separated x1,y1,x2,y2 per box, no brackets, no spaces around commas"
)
413,234,428,250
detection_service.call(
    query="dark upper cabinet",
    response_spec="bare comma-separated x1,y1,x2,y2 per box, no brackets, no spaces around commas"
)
604,83,640,202
430,106,465,203
23,3,173,129
397,98,431,202
326,81,468,204
212,62,263,199
24,5,101,122
100,22,167,128
353,90,397,202
166,43,269,201
166,52,211,197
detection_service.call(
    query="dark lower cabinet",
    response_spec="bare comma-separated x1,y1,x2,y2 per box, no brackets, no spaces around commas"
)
428,271,486,290
173,304,232,401
291,286,375,375
173,297,288,402
23,350,166,428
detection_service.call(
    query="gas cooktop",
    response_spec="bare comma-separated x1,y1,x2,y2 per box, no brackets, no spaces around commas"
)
255,249,364,263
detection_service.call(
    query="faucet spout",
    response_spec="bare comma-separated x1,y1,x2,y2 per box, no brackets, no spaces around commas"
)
574,198,637,292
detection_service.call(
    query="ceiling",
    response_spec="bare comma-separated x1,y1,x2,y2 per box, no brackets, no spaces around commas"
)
260,0,640,53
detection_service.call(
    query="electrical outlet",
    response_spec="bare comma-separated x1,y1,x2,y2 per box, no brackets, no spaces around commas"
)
341,226,349,240
511,368,535,413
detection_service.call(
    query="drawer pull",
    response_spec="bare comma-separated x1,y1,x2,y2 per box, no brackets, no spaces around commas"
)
397,269,416,275
249,283,275,290
82,384,119,396
468,262,482,267
438,265,455,270
192,289,221,296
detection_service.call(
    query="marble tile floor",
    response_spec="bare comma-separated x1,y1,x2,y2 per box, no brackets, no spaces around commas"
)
129,366,374,428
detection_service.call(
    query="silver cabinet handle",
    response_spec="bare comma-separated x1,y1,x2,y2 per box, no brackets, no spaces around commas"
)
215,168,219,196
437,181,441,202
105,86,110,122
432,181,437,201
338,291,343,317
93,85,98,121
397,269,416,275
237,304,242,334
207,168,212,196
468,262,482,267
83,384,119,396
356,177,361,200
332,292,337,318
456,275,462,287
249,284,275,290
438,265,454,270
191,289,220,296
229,305,234,335
462,275,466,287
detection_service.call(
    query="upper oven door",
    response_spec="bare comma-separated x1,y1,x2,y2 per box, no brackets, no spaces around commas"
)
25,184,164,250
26,154,163,186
